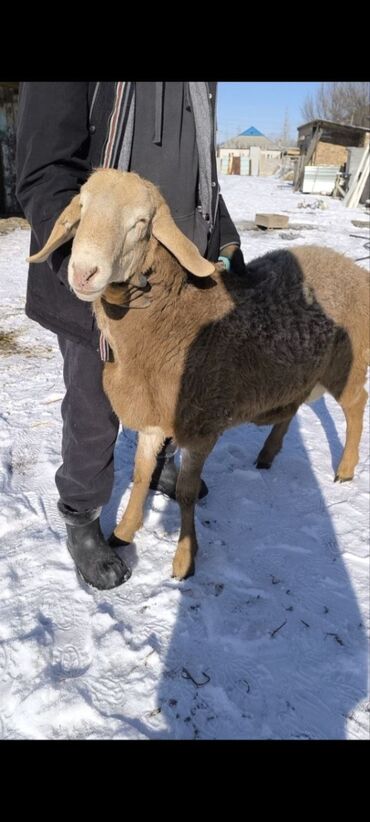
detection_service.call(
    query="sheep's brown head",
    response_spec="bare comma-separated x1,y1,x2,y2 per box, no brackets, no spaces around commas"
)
28,168,215,302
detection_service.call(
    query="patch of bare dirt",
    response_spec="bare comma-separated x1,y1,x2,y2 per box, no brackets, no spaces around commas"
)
0,328,52,358
0,330,20,355
0,218,30,235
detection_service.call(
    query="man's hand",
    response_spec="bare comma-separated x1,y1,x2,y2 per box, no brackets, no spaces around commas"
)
218,244,246,275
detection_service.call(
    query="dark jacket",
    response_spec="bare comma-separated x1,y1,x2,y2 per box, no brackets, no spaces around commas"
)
16,82,240,348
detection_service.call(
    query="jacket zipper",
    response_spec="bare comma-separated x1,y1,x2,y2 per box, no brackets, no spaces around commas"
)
207,82,220,228
89,81,100,125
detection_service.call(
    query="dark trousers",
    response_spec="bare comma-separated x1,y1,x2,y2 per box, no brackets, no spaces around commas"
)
56,335,119,512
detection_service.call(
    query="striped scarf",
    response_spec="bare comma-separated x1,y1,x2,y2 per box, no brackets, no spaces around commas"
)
101,81,135,169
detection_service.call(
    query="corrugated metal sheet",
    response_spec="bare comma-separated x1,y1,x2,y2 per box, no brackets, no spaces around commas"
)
302,165,340,195
218,157,230,174
347,147,370,204
240,156,250,175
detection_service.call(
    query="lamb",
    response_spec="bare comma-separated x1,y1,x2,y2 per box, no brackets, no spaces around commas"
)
29,168,370,579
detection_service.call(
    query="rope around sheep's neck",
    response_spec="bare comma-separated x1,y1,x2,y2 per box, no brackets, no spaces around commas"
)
101,273,152,319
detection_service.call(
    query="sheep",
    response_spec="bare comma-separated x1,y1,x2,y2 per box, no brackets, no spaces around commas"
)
29,168,370,580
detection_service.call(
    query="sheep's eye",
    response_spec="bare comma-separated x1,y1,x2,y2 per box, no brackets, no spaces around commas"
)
128,218,147,233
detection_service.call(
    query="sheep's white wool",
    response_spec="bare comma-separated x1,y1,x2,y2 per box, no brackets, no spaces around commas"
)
305,383,326,404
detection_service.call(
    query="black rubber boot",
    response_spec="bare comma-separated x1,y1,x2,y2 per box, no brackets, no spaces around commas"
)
58,502,131,590
149,439,208,501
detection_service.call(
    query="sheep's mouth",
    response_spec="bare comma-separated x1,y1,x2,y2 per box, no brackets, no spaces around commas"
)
73,286,105,302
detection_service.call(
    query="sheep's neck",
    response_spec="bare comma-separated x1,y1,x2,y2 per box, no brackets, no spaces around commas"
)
101,283,151,318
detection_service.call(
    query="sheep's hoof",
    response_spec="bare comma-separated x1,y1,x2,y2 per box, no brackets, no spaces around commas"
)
113,520,140,544
334,462,355,483
108,532,130,548
172,551,195,580
255,459,272,470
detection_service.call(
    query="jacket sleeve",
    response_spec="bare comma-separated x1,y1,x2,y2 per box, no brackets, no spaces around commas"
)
16,82,91,286
218,193,240,251
207,82,240,253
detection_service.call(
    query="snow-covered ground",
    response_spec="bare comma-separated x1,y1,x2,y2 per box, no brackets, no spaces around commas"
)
0,176,369,740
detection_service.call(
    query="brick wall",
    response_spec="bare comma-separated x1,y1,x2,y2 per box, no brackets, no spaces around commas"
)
313,142,348,167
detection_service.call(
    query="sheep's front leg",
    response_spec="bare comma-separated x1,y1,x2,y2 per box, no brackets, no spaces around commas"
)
173,437,216,580
114,428,166,544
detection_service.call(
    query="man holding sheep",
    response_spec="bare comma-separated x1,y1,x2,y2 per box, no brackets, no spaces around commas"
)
16,82,245,589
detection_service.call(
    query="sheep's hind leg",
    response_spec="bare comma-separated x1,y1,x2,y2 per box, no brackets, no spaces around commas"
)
113,428,166,544
173,437,216,580
255,416,294,469
335,386,368,482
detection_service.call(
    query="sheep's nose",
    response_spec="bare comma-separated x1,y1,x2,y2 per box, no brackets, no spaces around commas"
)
73,264,99,291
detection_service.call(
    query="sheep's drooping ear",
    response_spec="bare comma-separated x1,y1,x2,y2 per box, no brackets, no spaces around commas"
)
152,202,215,278
27,195,81,263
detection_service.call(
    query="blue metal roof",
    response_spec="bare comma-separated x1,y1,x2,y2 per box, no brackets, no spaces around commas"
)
240,126,264,136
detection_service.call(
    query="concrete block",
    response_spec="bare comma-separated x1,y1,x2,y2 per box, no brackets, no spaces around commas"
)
255,213,289,229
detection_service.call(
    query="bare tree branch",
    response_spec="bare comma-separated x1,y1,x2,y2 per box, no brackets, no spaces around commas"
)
301,82,370,126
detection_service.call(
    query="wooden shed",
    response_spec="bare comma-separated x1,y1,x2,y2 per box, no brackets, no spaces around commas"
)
294,118,370,193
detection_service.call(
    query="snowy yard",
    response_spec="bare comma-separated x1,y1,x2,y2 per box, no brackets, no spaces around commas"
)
0,175,369,740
